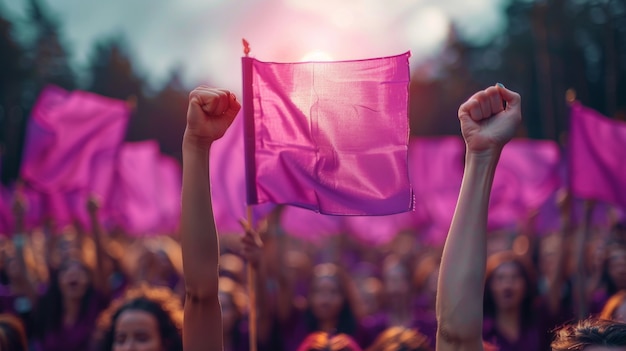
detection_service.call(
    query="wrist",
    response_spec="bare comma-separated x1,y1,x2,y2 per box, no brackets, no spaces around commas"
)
183,130,214,152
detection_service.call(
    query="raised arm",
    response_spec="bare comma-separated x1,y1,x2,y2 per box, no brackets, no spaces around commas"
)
436,84,521,351
181,87,240,351
86,196,111,297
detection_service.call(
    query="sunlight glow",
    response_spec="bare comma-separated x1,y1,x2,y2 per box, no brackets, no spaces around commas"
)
300,51,334,62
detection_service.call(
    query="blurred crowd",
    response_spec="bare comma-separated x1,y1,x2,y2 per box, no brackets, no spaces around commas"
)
0,189,625,351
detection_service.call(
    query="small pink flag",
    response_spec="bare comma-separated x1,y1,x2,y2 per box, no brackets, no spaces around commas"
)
20,86,130,227
158,155,182,234
242,52,413,215
569,102,626,209
109,141,163,236
489,139,562,230
408,137,465,235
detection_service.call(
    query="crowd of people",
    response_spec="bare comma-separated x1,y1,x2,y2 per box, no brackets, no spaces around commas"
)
0,85,624,351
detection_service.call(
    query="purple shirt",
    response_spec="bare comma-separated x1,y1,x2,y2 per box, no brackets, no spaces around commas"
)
34,292,109,351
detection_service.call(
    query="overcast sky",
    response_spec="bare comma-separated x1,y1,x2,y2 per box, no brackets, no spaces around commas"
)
1,0,508,91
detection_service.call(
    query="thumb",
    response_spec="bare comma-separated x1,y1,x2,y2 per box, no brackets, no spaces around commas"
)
496,83,520,107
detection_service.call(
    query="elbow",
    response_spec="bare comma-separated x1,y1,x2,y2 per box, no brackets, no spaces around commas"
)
184,275,219,304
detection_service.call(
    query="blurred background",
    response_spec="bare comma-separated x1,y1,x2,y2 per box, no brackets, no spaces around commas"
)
1,0,625,185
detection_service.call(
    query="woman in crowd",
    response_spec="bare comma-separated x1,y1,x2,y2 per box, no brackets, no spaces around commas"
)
32,199,112,351
94,283,183,351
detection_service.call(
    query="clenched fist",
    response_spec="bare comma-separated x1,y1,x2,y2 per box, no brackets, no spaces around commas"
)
184,87,241,148
459,83,521,154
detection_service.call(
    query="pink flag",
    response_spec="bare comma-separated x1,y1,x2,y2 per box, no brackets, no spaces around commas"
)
242,52,413,215
343,210,426,245
109,141,163,236
489,139,562,230
209,114,273,235
157,155,182,234
20,85,130,228
281,206,343,243
569,102,626,209
408,137,465,237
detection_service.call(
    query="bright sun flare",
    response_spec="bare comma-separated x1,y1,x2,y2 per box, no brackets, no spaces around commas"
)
300,51,334,62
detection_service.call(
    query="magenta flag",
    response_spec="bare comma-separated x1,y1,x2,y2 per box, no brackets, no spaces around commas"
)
409,137,465,237
489,139,562,230
280,206,343,243
209,114,273,235
20,85,130,227
109,141,163,236
569,102,626,209
343,210,426,245
158,155,182,234
242,52,413,215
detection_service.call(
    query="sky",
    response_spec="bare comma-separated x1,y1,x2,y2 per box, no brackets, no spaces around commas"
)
1,0,508,91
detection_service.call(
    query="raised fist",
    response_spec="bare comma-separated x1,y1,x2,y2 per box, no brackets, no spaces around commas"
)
458,83,522,154
184,87,241,147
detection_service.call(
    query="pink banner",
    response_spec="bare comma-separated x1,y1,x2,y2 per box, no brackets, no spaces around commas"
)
158,155,182,234
20,86,130,228
489,139,562,230
109,141,162,236
243,52,413,215
569,102,626,209
409,137,465,239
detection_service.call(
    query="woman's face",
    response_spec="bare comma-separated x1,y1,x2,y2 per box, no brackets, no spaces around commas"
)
59,262,89,300
113,309,163,351
219,291,238,334
607,247,626,290
489,262,526,311
383,264,410,298
310,276,344,322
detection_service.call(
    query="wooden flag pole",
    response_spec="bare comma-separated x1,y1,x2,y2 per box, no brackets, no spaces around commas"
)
246,206,258,351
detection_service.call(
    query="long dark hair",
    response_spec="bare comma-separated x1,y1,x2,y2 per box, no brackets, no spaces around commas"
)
305,264,359,336
483,251,537,327
601,241,626,297
34,259,95,336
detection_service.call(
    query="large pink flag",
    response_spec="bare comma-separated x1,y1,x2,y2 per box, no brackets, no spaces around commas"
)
569,102,626,209
108,141,163,236
242,53,413,215
489,139,562,230
20,86,130,227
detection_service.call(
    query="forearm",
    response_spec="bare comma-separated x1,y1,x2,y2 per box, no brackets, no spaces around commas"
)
181,133,219,299
437,151,499,341
90,213,109,295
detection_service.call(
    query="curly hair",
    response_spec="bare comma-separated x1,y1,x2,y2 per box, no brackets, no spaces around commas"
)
95,283,183,351
297,332,362,351
551,318,626,350
0,314,27,351
367,326,431,351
